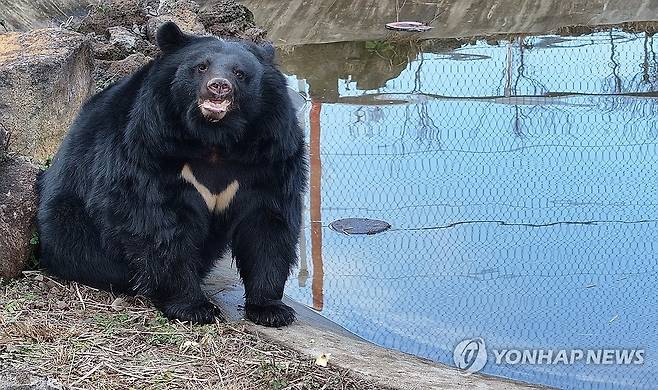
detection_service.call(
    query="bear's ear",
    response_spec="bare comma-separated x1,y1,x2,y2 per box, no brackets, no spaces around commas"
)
156,22,190,53
247,42,276,63
259,43,275,62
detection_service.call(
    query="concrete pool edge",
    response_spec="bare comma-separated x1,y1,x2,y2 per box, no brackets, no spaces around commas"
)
205,262,548,390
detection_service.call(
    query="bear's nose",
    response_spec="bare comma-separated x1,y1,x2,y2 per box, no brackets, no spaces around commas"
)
207,78,232,97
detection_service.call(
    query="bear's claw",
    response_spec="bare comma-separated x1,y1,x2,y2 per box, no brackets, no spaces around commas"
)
161,300,224,324
245,301,296,327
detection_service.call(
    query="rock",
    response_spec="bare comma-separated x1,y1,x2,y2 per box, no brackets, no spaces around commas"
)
77,0,156,61
93,26,153,61
0,124,8,160
108,26,137,54
94,52,152,90
241,27,268,43
78,0,147,36
0,29,94,161
0,157,39,279
199,0,265,41
81,0,267,115
146,0,207,42
92,39,123,61
93,35,157,62
0,377,65,390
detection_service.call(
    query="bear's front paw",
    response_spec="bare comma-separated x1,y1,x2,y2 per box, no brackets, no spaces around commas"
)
245,301,296,327
161,300,224,324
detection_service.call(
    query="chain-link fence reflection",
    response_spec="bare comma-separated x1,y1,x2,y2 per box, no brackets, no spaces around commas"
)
282,31,658,389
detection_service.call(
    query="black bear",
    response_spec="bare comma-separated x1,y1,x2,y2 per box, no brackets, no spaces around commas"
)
37,22,307,327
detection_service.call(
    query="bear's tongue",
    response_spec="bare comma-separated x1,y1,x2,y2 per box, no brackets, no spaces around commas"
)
201,99,231,113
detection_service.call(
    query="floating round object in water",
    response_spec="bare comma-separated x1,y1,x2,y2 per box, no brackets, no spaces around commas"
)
329,218,391,235
385,21,432,32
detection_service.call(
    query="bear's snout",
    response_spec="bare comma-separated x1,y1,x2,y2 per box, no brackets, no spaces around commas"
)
207,78,232,99
198,77,234,121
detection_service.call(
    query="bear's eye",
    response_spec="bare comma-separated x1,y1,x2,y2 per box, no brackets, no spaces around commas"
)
196,63,208,72
233,68,246,80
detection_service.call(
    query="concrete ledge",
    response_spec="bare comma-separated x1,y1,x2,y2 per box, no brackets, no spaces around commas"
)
206,261,546,390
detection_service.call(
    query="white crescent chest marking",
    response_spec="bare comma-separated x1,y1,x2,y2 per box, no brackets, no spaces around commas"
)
180,164,239,213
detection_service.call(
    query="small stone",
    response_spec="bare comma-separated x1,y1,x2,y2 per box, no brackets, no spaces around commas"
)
45,280,58,289
55,300,68,310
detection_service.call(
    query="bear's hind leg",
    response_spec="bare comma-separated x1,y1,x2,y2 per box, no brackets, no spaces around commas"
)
38,194,131,292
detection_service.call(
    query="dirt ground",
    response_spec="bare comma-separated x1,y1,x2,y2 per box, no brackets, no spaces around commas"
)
0,271,382,390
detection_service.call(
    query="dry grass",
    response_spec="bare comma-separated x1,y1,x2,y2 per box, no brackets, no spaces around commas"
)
0,271,380,390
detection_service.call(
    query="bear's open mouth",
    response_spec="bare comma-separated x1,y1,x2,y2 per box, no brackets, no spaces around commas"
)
198,98,232,121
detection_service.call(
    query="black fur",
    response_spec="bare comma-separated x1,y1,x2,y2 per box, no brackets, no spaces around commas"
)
37,22,307,327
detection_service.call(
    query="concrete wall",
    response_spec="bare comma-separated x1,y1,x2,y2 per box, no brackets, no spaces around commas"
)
240,0,658,44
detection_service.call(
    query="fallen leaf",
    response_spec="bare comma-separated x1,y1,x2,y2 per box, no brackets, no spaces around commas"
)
315,353,331,367
180,340,200,353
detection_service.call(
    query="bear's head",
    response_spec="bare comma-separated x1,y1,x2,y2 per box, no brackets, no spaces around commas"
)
146,22,289,146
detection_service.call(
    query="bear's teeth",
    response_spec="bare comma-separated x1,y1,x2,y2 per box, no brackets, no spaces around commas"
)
201,99,231,112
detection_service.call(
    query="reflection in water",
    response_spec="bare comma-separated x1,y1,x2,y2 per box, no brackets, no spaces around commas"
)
284,31,658,389
309,99,324,311
278,40,448,102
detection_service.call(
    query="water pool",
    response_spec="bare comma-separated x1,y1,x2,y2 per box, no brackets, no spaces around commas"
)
282,31,658,389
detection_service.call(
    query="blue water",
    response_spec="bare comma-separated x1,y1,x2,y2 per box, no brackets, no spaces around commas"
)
282,31,658,389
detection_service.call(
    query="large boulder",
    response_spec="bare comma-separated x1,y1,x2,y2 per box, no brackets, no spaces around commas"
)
94,52,153,90
0,28,95,162
0,157,40,279
145,0,207,42
199,0,266,41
